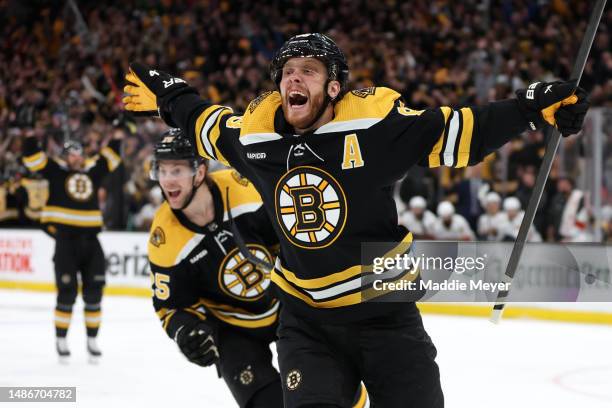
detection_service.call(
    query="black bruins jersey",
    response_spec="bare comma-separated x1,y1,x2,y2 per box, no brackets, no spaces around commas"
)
22,137,121,236
0,180,19,226
171,86,529,322
148,169,279,339
20,178,49,225
0,177,49,227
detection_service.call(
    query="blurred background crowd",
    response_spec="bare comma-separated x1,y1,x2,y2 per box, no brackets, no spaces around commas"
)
0,0,611,241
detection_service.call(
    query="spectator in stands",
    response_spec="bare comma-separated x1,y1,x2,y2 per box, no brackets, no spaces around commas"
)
546,177,575,241
499,196,542,242
399,196,436,240
477,192,508,241
0,0,610,235
432,201,475,241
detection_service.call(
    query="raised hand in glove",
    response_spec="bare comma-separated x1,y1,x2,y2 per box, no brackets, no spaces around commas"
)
175,321,219,367
516,80,589,137
123,62,198,126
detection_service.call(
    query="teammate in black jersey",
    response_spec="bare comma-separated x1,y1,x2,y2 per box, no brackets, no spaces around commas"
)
124,33,589,407
22,133,123,363
147,129,283,408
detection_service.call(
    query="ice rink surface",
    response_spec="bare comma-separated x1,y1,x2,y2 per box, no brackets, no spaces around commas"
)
1,289,611,408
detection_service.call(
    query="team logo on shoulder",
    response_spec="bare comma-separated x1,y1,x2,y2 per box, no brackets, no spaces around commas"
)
286,369,302,391
248,91,273,113
150,226,166,247
275,166,347,249
219,245,272,301
351,87,376,98
231,170,250,186
65,173,93,201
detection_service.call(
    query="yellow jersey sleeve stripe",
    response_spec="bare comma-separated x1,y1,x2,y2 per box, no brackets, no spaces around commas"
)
195,105,233,161
209,111,233,166
23,152,48,172
442,110,461,166
456,107,474,167
155,308,169,319
354,384,368,408
428,107,452,167
100,146,121,171
162,310,176,331
185,308,207,321
207,308,278,328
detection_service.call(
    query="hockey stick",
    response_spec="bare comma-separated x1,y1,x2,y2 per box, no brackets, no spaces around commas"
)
490,0,607,323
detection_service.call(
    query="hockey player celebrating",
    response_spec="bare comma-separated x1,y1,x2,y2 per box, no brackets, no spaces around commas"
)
148,129,283,407
148,128,368,408
22,133,123,363
124,33,589,407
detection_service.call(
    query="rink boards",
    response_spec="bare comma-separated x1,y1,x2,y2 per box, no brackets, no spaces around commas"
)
0,229,610,324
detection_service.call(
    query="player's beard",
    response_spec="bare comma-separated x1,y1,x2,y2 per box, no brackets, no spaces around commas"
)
282,89,326,131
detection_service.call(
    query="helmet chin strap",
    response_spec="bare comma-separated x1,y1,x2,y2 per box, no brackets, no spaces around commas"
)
179,175,204,211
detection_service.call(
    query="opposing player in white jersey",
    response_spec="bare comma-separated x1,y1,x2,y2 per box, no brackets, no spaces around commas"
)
432,201,476,241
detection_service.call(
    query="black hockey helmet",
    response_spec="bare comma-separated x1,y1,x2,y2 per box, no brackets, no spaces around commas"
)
152,128,198,161
150,128,204,181
62,140,83,157
151,128,208,210
270,33,349,91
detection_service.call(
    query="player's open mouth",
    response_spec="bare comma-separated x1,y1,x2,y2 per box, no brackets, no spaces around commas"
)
167,190,180,199
288,91,308,108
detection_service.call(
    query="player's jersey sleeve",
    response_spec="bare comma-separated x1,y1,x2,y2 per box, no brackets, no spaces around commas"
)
86,139,122,182
358,88,528,179
168,94,252,176
148,203,209,339
418,100,528,169
21,137,59,177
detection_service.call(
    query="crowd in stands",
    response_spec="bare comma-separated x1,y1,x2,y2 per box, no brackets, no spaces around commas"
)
1,0,611,241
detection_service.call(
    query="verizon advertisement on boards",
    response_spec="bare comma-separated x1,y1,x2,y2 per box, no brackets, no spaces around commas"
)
0,230,151,290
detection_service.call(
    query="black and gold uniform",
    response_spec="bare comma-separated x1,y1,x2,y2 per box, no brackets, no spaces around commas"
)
0,170,48,228
17,176,49,227
22,136,121,355
0,177,20,226
149,169,281,408
124,33,587,408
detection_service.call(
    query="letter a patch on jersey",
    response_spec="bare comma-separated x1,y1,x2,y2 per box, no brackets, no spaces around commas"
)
341,134,364,170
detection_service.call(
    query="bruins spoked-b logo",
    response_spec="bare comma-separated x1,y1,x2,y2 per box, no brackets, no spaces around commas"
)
286,369,302,391
237,366,254,386
219,245,272,301
65,173,93,201
275,166,347,249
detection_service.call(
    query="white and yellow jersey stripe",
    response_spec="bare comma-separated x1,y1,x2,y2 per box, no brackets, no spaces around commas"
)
40,206,103,228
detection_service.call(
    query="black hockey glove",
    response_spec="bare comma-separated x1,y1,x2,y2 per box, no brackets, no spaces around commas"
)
516,80,589,137
175,321,219,367
123,62,198,127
